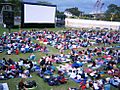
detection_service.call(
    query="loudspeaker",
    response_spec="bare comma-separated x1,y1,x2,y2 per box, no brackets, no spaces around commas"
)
3,11,14,28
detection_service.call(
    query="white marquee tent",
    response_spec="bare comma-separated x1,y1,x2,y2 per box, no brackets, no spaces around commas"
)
65,18,120,30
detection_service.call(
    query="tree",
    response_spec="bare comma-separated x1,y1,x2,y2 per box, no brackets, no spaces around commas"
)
65,7,80,17
8,0,21,16
37,1,52,5
104,4,120,21
56,10,64,16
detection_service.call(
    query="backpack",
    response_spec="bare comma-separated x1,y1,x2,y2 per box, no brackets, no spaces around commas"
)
25,80,37,88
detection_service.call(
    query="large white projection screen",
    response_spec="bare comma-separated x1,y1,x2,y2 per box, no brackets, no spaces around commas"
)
24,4,56,23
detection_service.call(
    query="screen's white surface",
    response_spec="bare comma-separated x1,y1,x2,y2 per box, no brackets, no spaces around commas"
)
24,4,56,23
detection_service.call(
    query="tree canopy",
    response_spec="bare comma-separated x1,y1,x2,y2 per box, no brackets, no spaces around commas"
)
65,7,80,17
37,1,52,5
105,4,120,21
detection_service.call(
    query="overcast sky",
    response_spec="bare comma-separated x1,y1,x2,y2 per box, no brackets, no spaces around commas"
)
23,0,120,13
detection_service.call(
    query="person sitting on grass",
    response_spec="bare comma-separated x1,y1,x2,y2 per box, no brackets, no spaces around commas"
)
21,46,26,53
18,78,27,90
15,49,19,55
28,53,36,60
7,49,12,55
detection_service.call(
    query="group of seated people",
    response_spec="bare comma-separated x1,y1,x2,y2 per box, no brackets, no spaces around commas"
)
0,29,120,89
34,30,120,52
1,29,119,55
38,57,68,86
36,41,120,88
38,54,71,64
56,45,120,89
0,31,49,55
0,58,36,80
56,44,119,88
0,30,120,54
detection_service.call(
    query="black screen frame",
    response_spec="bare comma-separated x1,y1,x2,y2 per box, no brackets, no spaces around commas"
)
21,2,56,28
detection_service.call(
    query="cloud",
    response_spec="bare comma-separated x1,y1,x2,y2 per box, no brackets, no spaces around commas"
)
23,0,120,13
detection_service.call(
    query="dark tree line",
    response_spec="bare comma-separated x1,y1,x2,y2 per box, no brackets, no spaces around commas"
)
105,4,120,21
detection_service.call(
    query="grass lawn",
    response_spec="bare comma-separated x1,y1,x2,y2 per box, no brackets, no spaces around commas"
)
0,27,79,90
0,25,67,35
0,44,79,90
0,27,119,90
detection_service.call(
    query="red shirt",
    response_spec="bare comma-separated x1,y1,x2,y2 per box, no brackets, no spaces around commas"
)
81,85,86,90
11,65,15,69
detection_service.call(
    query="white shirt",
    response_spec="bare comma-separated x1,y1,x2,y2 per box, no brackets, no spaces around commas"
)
21,47,25,51
7,50,11,54
93,82,99,89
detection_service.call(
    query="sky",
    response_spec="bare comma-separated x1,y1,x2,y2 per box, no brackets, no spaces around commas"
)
23,0,120,14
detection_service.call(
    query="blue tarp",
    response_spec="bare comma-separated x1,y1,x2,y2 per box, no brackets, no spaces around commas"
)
71,78,87,84
44,70,53,75
72,62,83,68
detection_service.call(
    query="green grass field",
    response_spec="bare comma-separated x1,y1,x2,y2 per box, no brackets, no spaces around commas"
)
0,26,80,90
0,26,119,90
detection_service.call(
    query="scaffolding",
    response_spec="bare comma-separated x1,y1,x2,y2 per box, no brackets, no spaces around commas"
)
92,0,105,19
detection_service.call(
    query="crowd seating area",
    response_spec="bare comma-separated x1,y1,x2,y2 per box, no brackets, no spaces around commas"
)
0,29,120,90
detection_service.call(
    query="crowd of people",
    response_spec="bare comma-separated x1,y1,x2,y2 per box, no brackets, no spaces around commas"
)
37,44,120,89
33,30,120,55
0,57,37,79
0,29,119,55
0,30,49,55
0,29,120,89
57,46,120,89
38,56,68,86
